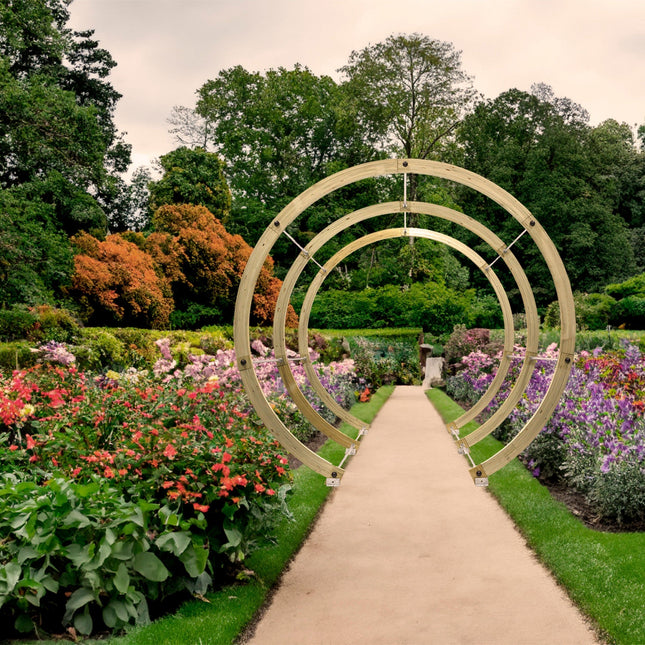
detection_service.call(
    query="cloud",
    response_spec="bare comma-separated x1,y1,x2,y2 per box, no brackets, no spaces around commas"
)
68,0,645,170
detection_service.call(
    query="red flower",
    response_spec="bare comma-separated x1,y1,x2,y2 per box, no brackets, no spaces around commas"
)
163,444,177,459
26,434,36,449
222,451,232,463
254,483,265,493
193,503,209,513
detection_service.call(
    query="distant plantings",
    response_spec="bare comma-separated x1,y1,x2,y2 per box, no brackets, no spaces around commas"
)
294,283,502,334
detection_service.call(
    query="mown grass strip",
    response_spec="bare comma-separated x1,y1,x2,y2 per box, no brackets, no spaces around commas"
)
427,388,645,645
85,386,394,645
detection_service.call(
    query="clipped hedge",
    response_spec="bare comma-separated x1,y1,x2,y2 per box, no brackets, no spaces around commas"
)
294,283,501,334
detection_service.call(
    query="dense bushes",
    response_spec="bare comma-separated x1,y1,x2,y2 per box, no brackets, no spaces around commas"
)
348,336,422,387
296,283,502,334
544,274,645,331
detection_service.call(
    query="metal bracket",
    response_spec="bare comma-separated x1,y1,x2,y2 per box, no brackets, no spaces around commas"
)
326,477,341,487
474,477,489,487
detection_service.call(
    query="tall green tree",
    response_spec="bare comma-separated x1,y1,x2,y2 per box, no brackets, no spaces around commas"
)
338,33,477,237
339,34,476,164
457,86,635,305
0,0,132,308
148,147,231,221
194,64,381,250
0,0,131,227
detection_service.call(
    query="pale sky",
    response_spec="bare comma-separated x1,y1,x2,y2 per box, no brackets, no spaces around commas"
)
68,0,645,173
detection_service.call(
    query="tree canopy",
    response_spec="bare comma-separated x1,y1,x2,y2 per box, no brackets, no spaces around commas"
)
3,18,645,332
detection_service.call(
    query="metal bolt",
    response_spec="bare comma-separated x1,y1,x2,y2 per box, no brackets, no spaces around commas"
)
476,470,482,477
331,471,337,478
565,357,571,364
402,161,408,167
240,359,247,366
273,220,280,227
530,220,536,227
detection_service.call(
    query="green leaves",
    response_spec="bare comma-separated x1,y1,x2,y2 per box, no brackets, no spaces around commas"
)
132,552,170,582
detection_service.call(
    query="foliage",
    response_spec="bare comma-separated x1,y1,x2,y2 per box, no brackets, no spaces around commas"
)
69,232,174,329
446,341,645,525
298,282,485,334
348,336,421,388
0,0,131,225
339,33,476,163
0,188,75,307
457,86,637,307
610,296,645,330
0,357,309,636
544,292,617,331
195,65,374,233
0,304,81,344
605,272,645,299
149,204,296,328
148,147,231,221
0,0,135,313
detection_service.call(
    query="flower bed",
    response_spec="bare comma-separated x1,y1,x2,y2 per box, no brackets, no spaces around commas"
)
446,341,645,527
0,340,358,637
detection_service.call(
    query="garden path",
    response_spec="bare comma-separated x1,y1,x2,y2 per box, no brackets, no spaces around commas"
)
242,386,599,645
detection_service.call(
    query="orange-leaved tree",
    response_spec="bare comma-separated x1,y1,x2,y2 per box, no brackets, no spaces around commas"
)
69,232,174,328
150,204,297,327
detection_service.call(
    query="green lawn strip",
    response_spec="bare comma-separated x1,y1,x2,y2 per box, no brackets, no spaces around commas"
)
64,386,393,645
427,388,645,645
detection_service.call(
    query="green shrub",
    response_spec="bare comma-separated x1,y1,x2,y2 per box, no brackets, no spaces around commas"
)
170,304,222,330
605,272,645,299
0,305,81,344
299,282,478,335
610,295,645,329
31,304,82,342
0,306,38,342
544,292,616,331
348,336,421,387
73,329,126,371
0,474,273,637
0,341,38,371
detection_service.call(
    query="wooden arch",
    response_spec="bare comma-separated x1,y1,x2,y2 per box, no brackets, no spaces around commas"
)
233,159,576,483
